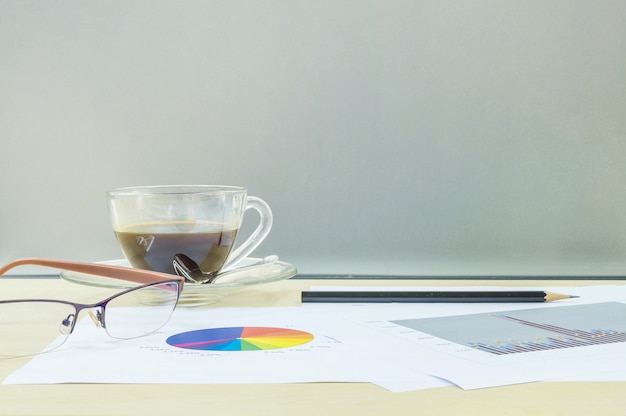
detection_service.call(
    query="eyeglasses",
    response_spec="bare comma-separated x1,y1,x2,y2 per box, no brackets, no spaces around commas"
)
0,258,184,359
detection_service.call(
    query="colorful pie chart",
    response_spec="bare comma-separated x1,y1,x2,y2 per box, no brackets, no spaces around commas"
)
166,326,314,351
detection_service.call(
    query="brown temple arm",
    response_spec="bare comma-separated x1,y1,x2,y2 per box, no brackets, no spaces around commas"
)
0,258,184,287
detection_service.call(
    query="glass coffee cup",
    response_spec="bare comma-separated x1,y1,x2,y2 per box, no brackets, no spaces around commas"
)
107,185,272,277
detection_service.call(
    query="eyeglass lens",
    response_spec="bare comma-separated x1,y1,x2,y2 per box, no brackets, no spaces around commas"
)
0,301,76,358
0,281,180,358
103,281,180,339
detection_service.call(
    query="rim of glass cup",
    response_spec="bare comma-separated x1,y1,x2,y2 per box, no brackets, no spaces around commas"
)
108,185,247,196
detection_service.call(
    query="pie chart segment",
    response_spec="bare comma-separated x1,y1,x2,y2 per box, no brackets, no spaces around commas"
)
166,326,244,349
213,339,245,351
244,338,281,350
241,326,301,338
166,327,314,351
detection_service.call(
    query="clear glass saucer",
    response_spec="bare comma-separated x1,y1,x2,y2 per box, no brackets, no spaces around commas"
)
60,258,297,307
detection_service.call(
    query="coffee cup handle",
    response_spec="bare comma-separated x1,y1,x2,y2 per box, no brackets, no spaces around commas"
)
221,196,273,272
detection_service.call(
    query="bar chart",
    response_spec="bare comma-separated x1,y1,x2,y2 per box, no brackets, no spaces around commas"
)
392,302,626,356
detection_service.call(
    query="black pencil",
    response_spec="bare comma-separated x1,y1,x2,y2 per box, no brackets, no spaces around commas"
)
301,290,578,303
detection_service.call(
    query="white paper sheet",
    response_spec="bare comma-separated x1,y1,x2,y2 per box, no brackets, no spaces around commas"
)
5,285,626,392
308,284,626,390
2,305,445,390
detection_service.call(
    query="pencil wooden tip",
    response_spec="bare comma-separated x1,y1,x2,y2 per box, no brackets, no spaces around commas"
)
544,291,577,302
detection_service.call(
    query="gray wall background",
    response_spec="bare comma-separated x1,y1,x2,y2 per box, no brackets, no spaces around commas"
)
2,1,626,276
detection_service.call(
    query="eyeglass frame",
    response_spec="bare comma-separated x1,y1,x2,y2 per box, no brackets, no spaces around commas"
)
0,258,185,357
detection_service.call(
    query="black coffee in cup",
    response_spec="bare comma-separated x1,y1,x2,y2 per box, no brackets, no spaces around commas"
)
108,185,272,276
115,221,238,275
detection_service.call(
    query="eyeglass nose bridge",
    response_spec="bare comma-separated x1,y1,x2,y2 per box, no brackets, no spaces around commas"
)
58,306,105,337
88,307,104,329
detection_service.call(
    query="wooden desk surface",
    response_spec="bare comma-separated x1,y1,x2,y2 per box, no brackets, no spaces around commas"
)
1,277,625,416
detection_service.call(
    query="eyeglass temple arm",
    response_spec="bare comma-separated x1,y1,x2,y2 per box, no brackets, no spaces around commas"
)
0,258,184,286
